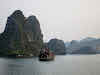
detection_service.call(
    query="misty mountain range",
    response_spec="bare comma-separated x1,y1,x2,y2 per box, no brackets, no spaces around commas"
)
65,37,100,54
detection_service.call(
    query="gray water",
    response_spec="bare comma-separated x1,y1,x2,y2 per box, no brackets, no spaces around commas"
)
0,55,100,75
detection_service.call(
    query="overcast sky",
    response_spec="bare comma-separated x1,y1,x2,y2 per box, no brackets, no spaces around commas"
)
0,0,100,42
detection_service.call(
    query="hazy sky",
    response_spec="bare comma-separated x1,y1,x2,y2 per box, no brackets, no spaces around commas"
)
0,0,100,42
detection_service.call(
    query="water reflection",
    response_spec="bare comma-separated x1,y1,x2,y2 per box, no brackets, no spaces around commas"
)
0,55,100,75
3,58,39,75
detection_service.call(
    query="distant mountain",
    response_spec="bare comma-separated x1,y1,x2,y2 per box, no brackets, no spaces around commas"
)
0,10,43,56
80,37,97,42
66,40,80,54
66,37,100,54
65,42,70,47
47,38,66,55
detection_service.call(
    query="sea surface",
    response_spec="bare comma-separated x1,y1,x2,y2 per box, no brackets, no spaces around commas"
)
0,55,100,75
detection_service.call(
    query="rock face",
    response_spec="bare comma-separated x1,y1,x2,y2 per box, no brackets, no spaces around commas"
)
0,10,43,56
24,16,43,41
47,38,66,55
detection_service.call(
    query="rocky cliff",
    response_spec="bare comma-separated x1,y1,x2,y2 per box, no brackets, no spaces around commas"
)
0,10,43,56
47,38,66,55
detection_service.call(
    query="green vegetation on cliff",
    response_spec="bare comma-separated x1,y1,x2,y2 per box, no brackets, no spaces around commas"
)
0,10,43,57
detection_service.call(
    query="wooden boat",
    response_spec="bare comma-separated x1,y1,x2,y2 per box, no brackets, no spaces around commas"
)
39,52,54,61
39,49,55,61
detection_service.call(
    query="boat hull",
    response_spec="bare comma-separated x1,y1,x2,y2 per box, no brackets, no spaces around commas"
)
39,54,55,61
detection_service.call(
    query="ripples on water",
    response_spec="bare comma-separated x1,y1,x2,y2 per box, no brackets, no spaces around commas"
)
0,55,100,75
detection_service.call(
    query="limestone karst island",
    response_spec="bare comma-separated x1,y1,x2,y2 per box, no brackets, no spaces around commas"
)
0,10,43,57
0,10,66,60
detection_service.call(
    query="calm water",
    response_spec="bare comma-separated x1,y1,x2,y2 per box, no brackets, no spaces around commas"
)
0,55,100,75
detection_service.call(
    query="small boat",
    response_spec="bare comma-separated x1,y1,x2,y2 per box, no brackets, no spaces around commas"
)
39,48,55,61
15,54,34,58
7,54,33,58
39,52,54,61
